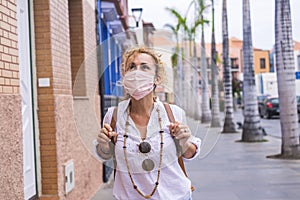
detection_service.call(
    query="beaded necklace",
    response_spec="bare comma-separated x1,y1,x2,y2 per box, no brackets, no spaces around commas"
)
123,105,164,199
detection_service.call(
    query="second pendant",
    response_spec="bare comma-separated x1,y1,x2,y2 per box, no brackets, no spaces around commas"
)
142,158,155,171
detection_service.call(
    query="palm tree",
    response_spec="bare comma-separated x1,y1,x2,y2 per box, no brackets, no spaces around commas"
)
165,8,187,64
273,0,300,158
166,5,208,119
221,0,236,132
210,0,221,127
193,0,211,123
189,1,208,120
200,29,211,123
164,23,181,68
164,22,183,107
165,8,187,111
241,0,264,141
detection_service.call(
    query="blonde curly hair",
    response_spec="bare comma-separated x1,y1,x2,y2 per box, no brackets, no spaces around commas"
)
121,46,166,82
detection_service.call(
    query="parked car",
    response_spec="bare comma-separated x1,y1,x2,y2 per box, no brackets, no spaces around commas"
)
260,97,279,119
257,94,271,117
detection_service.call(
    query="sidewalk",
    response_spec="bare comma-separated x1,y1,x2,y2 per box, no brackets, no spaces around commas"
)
92,111,300,200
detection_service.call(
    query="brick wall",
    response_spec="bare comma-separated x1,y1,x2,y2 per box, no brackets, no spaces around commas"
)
83,0,97,96
0,0,19,94
1,0,102,199
33,0,58,196
34,0,102,199
50,0,72,95
0,0,24,199
69,0,86,96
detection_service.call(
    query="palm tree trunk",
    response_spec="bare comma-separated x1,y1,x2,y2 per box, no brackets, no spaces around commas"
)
193,41,201,120
210,0,221,127
200,30,211,123
274,0,300,158
241,0,264,141
222,0,237,133
177,48,183,106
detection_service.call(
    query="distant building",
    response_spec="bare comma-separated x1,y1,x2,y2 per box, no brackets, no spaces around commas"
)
270,40,300,72
270,50,275,72
204,37,271,80
294,40,300,71
150,30,175,103
253,48,270,74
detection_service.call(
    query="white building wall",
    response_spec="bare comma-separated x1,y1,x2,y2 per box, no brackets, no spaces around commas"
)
255,73,278,96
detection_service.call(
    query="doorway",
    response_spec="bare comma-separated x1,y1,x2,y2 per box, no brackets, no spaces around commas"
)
17,0,37,199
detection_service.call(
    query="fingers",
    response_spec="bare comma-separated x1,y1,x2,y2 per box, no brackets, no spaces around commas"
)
104,123,113,132
169,122,179,136
169,122,191,139
175,126,191,140
97,123,117,144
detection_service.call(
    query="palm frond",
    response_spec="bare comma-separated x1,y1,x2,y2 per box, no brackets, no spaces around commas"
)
164,23,176,33
165,7,185,22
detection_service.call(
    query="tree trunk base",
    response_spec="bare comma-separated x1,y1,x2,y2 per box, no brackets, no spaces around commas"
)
268,145,300,159
201,115,211,124
236,139,268,143
241,123,265,142
222,129,239,133
267,153,300,160
222,120,238,133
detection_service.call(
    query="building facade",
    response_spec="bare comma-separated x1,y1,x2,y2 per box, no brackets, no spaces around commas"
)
0,1,23,199
293,40,300,71
0,0,131,199
253,48,270,74
270,40,300,72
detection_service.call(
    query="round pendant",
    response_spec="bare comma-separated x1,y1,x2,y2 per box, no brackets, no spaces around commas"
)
142,159,155,171
139,141,151,153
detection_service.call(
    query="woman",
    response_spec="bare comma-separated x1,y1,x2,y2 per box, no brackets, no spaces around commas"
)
96,47,201,200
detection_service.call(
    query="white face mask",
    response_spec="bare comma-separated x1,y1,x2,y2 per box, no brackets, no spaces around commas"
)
123,70,155,100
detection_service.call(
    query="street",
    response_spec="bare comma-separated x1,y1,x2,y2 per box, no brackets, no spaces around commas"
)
187,109,300,200
233,109,300,138
260,117,300,138
188,133,300,200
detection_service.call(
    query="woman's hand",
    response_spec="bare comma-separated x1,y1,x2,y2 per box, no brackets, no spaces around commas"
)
169,122,190,146
168,122,197,159
97,123,118,144
96,124,118,159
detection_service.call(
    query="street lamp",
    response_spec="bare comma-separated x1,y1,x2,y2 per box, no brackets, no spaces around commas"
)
131,8,143,27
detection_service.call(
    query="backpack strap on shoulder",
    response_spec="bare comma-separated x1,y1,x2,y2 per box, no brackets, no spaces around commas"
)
163,103,195,192
110,107,118,144
163,103,182,156
110,107,118,178
163,102,175,122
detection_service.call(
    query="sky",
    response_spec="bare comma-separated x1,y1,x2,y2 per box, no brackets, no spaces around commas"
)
128,0,300,50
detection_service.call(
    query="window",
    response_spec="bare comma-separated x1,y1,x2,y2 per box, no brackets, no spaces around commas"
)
260,58,266,69
230,58,238,69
